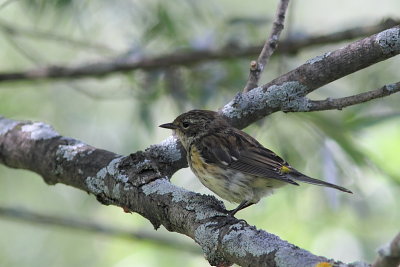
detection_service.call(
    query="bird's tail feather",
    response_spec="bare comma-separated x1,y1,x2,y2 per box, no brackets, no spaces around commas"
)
290,172,352,194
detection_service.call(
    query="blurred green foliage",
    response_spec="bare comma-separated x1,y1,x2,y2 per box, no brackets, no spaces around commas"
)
0,0,399,266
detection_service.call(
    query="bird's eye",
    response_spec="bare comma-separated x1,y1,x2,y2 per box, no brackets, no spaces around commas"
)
182,121,190,129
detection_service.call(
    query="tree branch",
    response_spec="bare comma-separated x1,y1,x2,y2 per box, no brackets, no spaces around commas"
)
222,25,400,129
243,0,290,92
297,82,400,112
0,117,346,266
0,19,397,83
0,206,200,254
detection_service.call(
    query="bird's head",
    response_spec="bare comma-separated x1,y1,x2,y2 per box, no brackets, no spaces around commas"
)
159,109,229,150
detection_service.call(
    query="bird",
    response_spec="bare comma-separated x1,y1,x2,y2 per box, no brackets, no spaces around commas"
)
159,109,352,215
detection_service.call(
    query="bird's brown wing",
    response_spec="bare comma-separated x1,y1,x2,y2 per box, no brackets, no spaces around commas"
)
196,129,299,185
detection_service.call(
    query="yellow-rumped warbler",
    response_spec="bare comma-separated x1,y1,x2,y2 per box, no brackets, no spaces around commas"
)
160,110,352,215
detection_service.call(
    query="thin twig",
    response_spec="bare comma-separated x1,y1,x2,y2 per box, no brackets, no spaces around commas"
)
0,206,200,254
303,82,400,112
243,0,290,92
0,19,398,83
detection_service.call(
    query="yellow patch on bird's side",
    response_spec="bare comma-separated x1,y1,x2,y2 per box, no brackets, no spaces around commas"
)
189,147,207,174
280,165,291,173
252,177,270,188
314,262,333,267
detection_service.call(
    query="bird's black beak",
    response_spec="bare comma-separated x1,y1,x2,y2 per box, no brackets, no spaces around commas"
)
159,122,178,129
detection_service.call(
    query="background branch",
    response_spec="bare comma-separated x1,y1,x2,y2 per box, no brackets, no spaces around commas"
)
0,19,397,83
279,18,399,54
0,205,200,254
243,0,290,92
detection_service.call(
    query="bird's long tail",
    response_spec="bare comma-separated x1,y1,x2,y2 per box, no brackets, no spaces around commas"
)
289,171,352,193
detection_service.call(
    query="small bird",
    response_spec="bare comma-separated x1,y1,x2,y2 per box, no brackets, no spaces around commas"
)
160,110,352,215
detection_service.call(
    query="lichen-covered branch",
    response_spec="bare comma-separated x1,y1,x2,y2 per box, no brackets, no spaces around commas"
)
0,20,397,83
0,116,348,266
297,82,400,112
222,26,400,128
243,0,290,92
